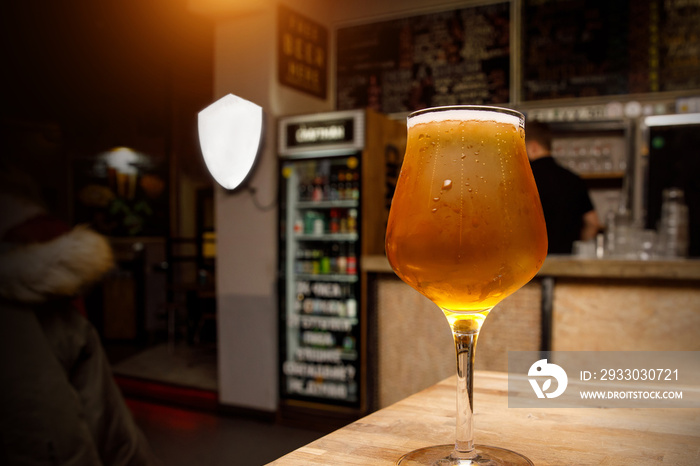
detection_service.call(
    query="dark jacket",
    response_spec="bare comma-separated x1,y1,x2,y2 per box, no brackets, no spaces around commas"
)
0,193,159,466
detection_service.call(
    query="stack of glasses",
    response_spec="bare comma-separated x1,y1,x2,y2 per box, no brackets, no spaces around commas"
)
656,187,689,259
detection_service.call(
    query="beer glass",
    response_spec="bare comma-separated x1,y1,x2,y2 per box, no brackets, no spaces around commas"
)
386,106,547,465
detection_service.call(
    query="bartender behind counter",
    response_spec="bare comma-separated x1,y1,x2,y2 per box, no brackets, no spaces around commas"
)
525,120,601,254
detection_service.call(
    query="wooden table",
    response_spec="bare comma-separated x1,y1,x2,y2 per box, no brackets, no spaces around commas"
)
267,371,700,465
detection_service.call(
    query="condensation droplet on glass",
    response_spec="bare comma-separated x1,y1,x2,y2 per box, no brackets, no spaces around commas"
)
431,208,438,213
433,197,440,202
442,179,453,190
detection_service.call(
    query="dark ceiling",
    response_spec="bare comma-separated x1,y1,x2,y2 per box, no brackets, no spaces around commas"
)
1,0,214,177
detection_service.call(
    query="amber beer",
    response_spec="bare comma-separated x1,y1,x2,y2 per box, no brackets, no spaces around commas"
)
386,107,547,312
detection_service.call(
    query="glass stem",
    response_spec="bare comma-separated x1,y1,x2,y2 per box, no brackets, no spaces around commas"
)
451,326,479,460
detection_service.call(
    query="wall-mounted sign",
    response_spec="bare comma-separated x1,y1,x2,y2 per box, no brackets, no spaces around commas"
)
278,5,328,100
286,118,354,148
278,110,365,157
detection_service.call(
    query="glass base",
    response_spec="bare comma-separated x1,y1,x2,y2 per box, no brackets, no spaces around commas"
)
396,444,533,466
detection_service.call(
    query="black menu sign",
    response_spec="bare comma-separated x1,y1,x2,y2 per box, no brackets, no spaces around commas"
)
278,5,328,99
285,118,355,149
336,2,511,113
522,0,700,100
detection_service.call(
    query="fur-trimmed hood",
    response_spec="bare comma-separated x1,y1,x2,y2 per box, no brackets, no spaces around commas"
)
0,194,114,303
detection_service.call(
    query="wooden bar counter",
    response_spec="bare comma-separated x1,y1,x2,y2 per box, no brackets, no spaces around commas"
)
362,255,700,409
268,371,700,465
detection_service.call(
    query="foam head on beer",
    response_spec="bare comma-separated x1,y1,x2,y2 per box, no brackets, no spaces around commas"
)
408,106,523,129
198,94,263,190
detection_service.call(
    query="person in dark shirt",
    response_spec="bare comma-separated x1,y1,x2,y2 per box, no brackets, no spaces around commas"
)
525,120,601,254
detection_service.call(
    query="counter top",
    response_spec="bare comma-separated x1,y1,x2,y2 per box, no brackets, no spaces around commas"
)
362,255,700,280
267,371,700,465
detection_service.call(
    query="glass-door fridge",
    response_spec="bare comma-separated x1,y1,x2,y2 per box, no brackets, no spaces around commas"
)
277,109,405,425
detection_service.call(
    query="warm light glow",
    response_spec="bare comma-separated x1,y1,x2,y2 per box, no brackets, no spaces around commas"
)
99,146,148,200
198,94,263,190
106,147,140,174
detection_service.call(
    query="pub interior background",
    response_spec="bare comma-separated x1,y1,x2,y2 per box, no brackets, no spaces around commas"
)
2,0,700,461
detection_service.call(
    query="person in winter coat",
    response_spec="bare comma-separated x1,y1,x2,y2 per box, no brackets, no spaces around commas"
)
0,163,160,466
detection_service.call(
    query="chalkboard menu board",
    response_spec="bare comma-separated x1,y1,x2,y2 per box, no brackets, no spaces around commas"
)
522,0,700,100
659,0,700,92
336,2,511,113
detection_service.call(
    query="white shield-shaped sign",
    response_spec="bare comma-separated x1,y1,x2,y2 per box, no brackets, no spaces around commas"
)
198,94,263,190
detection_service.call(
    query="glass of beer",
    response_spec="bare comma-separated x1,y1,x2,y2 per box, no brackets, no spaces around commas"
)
385,106,547,465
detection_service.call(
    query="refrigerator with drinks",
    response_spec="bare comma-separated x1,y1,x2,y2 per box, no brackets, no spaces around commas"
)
277,109,405,425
